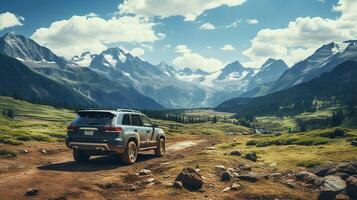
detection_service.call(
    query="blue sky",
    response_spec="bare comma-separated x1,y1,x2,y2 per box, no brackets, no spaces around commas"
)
1,0,356,71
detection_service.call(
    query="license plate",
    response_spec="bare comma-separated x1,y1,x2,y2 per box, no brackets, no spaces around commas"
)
84,130,94,136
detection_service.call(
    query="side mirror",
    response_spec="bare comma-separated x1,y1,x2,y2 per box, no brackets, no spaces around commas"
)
153,123,158,128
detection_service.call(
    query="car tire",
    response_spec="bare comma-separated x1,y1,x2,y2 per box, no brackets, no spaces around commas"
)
155,138,165,157
121,141,138,165
73,149,90,163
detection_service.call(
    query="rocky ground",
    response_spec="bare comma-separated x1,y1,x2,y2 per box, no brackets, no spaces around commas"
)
0,132,356,200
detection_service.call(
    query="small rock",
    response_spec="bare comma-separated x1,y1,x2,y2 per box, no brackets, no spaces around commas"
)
198,188,205,193
351,141,357,146
173,181,183,189
128,185,137,191
346,175,357,198
139,169,152,176
283,179,296,188
270,173,283,180
163,175,170,178
205,147,216,150
230,183,241,190
214,165,226,174
244,152,257,162
25,188,39,196
23,149,29,153
221,171,233,182
336,194,350,200
318,175,347,200
41,149,47,154
239,172,259,182
145,178,155,183
164,182,173,188
221,187,231,193
230,151,242,156
175,167,204,190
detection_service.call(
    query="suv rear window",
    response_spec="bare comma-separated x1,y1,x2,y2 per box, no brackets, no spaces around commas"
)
73,112,114,126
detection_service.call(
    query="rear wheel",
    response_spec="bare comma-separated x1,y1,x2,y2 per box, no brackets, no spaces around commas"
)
155,138,165,157
121,141,138,165
73,149,90,163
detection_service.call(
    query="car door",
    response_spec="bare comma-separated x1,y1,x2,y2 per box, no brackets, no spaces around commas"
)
130,114,147,146
140,115,155,146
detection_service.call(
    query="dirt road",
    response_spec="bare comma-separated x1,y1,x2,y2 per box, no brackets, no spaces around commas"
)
0,136,212,200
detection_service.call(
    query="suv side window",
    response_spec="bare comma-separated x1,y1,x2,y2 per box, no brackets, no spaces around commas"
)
121,114,131,125
131,114,142,126
140,115,152,127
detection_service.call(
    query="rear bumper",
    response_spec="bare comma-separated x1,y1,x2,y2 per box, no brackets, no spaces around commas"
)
66,140,125,153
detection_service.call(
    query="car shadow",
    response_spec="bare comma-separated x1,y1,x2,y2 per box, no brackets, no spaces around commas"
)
38,153,157,172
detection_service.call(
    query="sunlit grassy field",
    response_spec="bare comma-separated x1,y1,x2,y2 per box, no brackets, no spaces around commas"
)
0,96,75,144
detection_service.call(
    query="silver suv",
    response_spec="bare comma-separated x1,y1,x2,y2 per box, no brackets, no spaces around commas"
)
65,109,166,164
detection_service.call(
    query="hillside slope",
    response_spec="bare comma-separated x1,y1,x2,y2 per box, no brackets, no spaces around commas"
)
216,61,357,115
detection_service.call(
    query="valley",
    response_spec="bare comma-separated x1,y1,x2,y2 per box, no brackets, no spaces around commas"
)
0,97,356,200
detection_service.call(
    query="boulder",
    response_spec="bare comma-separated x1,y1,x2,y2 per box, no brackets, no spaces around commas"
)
230,151,242,156
175,167,204,190
244,152,257,162
296,171,324,187
25,188,39,196
221,171,233,182
309,164,334,177
346,175,357,198
139,169,152,176
318,175,347,200
327,162,357,176
238,172,259,182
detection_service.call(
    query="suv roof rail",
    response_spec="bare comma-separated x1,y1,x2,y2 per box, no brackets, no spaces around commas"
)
116,109,141,113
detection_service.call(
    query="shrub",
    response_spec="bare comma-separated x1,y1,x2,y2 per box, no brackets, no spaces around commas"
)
0,148,17,158
319,129,346,139
246,140,257,146
297,160,321,168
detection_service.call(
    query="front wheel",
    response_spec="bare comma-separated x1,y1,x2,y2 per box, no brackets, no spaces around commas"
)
155,138,165,157
121,141,138,165
73,149,90,163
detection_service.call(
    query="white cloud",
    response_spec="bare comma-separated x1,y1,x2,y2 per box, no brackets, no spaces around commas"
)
243,0,357,67
173,45,223,72
246,18,259,24
225,19,241,28
31,15,160,58
199,22,215,30
220,44,235,51
129,47,145,57
0,12,24,31
118,0,246,21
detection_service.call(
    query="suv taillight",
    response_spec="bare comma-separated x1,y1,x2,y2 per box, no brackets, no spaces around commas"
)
67,124,78,132
104,125,122,134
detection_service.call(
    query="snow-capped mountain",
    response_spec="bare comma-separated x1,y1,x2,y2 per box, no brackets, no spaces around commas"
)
252,58,289,86
71,51,97,67
0,33,163,109
0,32,69,67
271,40,357,92
89,47,206,108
